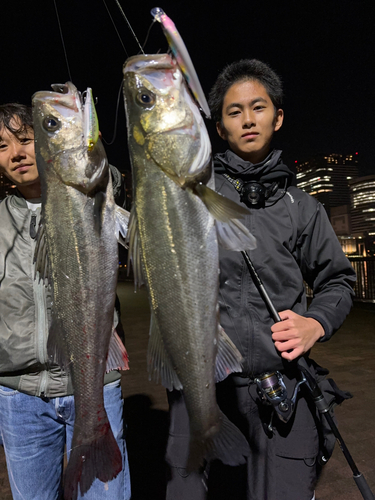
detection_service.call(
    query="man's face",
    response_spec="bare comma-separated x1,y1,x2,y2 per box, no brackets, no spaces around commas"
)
0,123,39,189
217,80,283,164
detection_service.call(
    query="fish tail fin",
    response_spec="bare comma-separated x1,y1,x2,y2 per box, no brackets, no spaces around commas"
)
63,423,122,500
186,411,249,473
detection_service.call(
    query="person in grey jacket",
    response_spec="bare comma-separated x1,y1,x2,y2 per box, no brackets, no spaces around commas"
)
165,60,356,500
0,103,131,500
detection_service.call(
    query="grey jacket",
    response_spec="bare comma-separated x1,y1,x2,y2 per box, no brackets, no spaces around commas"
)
0,165,124,396
215,150,356,377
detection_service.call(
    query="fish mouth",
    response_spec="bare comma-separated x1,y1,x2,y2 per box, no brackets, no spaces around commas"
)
32,82,82,114
123,53,175,74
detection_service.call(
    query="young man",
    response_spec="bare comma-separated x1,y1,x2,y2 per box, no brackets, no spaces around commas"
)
0,103,131,500
165,60,356,500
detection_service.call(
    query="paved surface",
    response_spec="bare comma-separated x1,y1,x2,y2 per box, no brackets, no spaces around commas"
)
1,281,374,499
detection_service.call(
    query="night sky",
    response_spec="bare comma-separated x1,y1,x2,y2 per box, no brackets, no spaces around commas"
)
2,0,374,175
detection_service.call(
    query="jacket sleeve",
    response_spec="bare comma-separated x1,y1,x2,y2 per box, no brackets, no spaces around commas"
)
295,199,356,341
109,164,127,209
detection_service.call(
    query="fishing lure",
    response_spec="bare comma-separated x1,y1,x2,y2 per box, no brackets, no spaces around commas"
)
151,7,211,119
83,88,100,151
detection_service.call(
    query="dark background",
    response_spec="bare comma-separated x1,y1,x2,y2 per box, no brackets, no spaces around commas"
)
1,0,374,175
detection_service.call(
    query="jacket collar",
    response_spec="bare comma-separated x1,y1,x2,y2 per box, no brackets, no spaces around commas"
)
214,149,295,185
9,190,29,209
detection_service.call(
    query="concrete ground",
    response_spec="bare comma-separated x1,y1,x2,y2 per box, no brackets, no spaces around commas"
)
1,281,374,499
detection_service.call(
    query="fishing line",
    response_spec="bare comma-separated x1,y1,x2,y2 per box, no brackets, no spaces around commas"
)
53,0,73,82
102,0,129,56
140,19,157,54
102,78,123,146
113,0,145,55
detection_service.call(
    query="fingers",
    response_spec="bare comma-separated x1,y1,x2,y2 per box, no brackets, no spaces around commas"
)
274,339,303,360
270,311,295,334
271,312,324,359
280,348,302,361
274,339,299,352
277,310,294,321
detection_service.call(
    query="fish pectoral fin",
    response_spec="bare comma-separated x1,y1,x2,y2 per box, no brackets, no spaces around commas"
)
115,205,130,248
106,328,129,372
194,183,249,222
215,218,257,251
33,220,51,285
147,312,183,391
215,324,243,383
193,183,256,251
126,207,146,288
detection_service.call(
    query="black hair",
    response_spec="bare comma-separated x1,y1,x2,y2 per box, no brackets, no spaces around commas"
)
0,103,33,137
208,59,283,123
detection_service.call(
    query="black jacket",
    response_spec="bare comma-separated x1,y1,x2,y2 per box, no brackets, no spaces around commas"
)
215,149,356,377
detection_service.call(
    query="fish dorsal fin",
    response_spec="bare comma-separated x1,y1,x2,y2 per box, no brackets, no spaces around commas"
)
193,183,257,251
115,205,130,248
106,329,129,372
147,311,183,391
126,207,145,288
215,324,243,383
33,220,51,285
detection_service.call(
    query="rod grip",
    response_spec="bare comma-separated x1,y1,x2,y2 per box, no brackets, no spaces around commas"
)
354,474,375,500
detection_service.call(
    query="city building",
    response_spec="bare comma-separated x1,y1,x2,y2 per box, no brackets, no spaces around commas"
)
349,175,375,256
296,153,359,217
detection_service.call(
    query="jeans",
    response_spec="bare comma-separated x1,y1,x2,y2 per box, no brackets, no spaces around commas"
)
0,379,131,500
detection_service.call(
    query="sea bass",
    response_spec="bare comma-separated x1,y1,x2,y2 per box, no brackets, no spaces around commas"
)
123,54,256,470
32,82,129,500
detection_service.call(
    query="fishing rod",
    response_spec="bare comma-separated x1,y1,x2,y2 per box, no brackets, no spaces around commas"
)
241,250,375,500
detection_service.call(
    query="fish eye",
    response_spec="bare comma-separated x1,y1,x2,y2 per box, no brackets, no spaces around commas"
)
42,116,61,133
136,88,155,108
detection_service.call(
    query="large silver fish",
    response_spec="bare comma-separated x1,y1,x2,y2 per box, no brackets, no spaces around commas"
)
32,82,129,500
123,54,256,470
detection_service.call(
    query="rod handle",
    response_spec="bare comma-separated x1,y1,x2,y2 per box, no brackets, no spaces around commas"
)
353,473,375,500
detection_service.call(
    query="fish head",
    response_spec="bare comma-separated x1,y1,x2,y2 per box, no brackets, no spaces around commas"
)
123,54,211,183
32,82,108,194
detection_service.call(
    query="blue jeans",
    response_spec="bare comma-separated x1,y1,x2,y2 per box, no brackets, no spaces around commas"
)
0,379,131,500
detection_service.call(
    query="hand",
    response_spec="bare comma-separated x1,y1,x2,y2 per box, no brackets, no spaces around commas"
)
271,310,325,361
